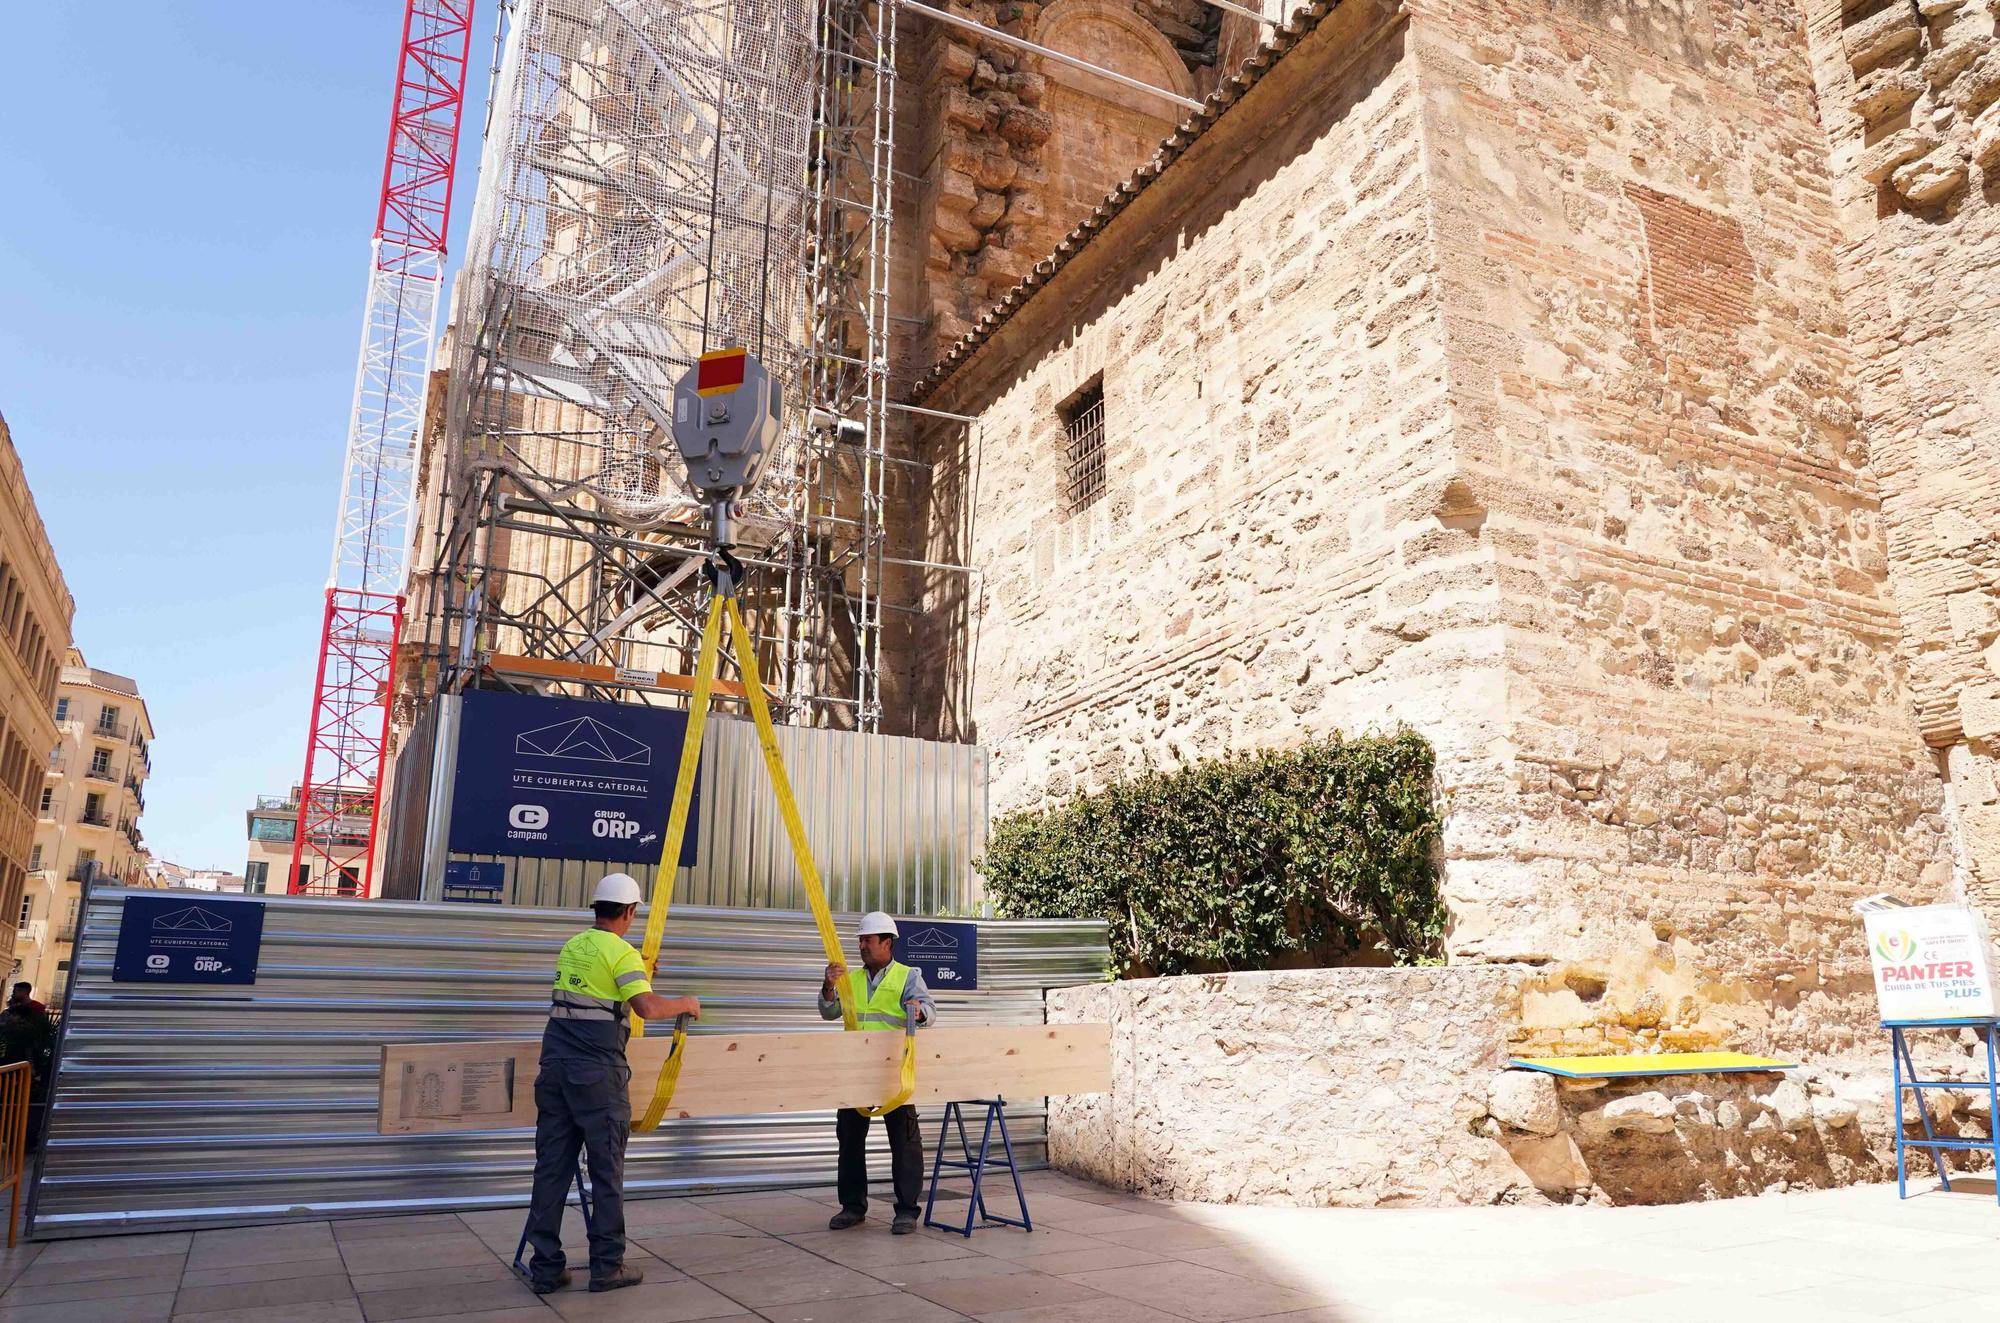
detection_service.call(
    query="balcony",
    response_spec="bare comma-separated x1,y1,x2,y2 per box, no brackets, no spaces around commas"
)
45,750,65,775
93,718,129,741
84,763,117,784
56,923,75,943
77,812,113,829
67,864,99,882
256,796,300,812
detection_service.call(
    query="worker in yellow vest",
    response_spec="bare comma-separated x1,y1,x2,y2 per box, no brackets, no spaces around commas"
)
523,873,701,1295
819,911,935,1234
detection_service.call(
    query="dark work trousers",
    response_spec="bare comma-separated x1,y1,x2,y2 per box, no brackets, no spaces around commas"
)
836,1104,923,1218
526,1059,632,1284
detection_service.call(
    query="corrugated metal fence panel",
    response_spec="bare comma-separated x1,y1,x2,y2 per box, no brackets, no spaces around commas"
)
27,888,1107,1239
451,714,989,914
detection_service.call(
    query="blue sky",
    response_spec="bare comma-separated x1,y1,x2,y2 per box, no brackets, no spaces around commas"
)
0,5,489,869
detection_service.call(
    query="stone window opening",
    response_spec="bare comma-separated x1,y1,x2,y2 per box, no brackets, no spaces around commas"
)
1060,377,1107,515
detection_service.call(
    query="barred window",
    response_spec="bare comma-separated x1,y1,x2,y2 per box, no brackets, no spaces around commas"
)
1060,380,1106,514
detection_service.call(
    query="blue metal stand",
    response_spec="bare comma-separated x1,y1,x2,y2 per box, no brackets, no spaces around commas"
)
511,1154,595,1274
1887,1017,2000,1204
923,1097,1032,1236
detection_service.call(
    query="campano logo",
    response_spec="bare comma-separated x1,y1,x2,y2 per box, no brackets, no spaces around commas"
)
1875,930,1917,963
146,954,169,971
509,804,550,830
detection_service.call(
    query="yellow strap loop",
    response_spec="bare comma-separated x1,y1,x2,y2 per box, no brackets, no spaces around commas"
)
632,1015,691,1132
629,583,911,1128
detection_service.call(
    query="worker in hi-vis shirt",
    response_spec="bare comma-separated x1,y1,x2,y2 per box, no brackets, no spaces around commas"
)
819,911,936,1234
522,872,701,1296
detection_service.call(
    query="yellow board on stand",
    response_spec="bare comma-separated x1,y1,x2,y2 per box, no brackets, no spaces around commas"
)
1508,1051,1796,1079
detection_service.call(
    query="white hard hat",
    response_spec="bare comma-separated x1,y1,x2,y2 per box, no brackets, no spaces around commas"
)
592,873,643,906
858,911,898,938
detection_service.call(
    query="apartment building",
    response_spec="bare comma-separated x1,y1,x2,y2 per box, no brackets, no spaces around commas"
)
245,787,363,896
22,650,153,1006
0,415,73,996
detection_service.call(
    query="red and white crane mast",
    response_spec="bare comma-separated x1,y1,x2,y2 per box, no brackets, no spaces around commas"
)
291,1,475,896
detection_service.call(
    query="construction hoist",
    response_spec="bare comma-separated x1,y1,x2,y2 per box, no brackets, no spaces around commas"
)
628,348,914,1131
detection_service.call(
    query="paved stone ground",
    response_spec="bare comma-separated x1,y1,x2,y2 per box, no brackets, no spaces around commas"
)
0,1171,1995,1323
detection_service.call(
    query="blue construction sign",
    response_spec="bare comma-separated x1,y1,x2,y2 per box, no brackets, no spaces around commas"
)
449,690,701,865
112,894,266,985
442,860,507,903
898,919,977,991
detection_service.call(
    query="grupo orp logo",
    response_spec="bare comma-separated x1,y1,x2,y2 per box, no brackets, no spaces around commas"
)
1874,929,1917,963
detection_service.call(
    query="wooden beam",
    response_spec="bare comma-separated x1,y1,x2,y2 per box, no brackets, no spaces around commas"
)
486,651,749,700
378,1024,1110,1135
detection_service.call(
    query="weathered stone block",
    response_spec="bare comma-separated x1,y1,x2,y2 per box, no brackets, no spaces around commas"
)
1579,1091,1677,1138
1947,589,1997,641
1892,151,1968,205
1844,5,1922,74
1960,688,2000,742
1953,49,2000,118
998,107,1053,147
1851,67,1923,125
1975,108,2000,168
1488,1070,1561,1136
1860,128,1939,184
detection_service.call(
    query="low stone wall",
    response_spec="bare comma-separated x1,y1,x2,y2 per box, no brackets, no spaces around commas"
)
1048,969,1995,1206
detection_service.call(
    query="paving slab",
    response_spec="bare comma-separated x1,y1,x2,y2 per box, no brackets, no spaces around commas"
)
178,1254,349,1288
169,1273,358,1317
543,1277,744,1322
35,1233,189,1265
904,1270,1107,1318
0,1291,177,1323
697,1258,902,1308
754,1289,970,1323
356,1276,544,1322
1061,1262,1329,1323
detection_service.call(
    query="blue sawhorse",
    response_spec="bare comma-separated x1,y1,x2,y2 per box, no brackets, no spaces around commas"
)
512,1154,595,1274
1888,1017,2000,1205
923,1097,1032,1237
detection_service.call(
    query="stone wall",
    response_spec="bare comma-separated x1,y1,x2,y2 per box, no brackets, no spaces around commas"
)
916,0,1955,1063
1796,0,2000,922
891,0,1220,369
1402,0,1956,1055
1049,969,1995,1205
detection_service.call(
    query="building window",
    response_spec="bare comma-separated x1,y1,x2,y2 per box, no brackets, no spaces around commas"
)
38,787,52,815
82,791,104,824
53,697,68,723
250,816,297,844
17,896,29,927
97,704,119,732
337,866,361,897
295,864,312,891
89,747,111,776
27,844,39,871
1060,379,1106,514
244,861,268,894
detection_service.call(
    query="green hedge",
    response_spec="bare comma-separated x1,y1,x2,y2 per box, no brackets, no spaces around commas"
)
980,730,1446,976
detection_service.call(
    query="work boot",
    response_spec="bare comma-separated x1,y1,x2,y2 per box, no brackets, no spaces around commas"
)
520,1267,571,1295
891,1214,918,1236
590,1265,644,1293
829,1208,865,1230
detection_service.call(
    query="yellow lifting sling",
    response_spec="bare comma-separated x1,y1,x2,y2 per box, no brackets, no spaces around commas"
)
629,579,916,1132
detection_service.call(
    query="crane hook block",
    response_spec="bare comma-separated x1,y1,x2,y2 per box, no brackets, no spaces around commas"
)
673,348,782,504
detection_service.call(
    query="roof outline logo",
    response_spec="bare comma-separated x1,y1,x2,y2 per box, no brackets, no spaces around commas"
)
515,715,652,766
153,906,233,934
905,926,959,951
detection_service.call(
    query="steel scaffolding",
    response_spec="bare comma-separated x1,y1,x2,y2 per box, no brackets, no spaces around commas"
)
409,0,898,731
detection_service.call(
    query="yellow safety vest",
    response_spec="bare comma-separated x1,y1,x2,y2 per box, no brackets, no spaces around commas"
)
549,928,652,1026
845,961,913,1032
